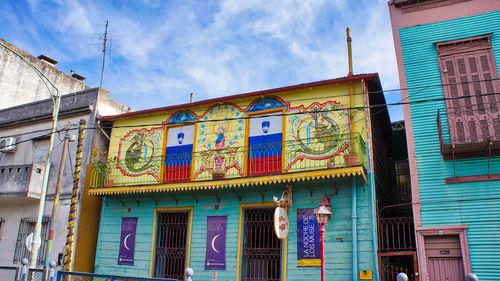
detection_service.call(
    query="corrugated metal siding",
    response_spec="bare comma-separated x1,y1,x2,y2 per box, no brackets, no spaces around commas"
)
400,10,500,281
93,180,375,280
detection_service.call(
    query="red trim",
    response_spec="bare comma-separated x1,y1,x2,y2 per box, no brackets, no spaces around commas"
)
99,74,378,121
446,174,500,184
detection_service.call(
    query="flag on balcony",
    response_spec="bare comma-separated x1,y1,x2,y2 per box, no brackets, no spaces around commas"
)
164,124,195,182
248,112,282,175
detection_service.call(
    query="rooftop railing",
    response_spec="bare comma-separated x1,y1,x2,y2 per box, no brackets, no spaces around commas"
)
89,133,366,189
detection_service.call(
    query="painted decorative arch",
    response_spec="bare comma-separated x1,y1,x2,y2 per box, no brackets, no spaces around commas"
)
166,111,198,124
247,97,287,112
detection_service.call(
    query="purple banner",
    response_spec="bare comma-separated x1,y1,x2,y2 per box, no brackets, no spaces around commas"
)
205,216,227,270
297,208,320,266
118,217,138,265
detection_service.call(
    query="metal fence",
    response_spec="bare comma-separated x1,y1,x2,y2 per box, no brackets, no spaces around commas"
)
56,271,179,281
0,266,19,281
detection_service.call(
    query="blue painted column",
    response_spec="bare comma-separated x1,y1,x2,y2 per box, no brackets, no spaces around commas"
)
352,176,358,281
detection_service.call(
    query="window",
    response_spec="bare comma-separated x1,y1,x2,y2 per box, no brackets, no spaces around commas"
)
163,124,195,183
154,211,189,279
13,217,50,266
437,35,500,145
241,208,281,281
247,111,283,176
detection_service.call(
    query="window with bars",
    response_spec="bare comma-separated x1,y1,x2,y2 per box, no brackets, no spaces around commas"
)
153,212,189,280
13,217,50,266
437,35,500,145
241,208,281,281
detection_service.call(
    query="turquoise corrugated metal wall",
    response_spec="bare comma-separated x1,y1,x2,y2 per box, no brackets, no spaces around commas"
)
400,10,500,281
93,179,374,281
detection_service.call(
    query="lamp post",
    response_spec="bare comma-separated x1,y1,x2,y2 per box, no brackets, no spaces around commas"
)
315,193,332,281
0,41,61,268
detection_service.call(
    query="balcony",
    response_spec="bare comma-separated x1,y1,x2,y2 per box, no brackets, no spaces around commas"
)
0,164,44,198
89,134,366,191
437,103,500,159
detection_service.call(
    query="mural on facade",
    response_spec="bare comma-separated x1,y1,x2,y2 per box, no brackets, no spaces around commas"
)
116,127,163,180
286,101,349,171
193,104,245,180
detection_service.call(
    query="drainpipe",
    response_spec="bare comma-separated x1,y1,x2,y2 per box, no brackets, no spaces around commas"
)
362,80,380,280
352,176,358,281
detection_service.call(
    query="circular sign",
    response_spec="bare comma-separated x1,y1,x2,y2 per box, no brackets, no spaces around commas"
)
274,207,289,240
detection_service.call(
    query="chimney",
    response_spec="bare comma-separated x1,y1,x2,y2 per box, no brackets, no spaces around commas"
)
37,54,58,65
70,70,86,81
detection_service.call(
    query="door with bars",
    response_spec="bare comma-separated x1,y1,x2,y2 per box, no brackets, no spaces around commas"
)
242,208,281,281
154,212,189,280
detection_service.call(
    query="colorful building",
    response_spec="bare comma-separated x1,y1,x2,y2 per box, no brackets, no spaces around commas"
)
86,74,391,281
388,1,500,280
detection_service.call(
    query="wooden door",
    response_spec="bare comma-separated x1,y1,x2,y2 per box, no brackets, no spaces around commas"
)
425,235,464,281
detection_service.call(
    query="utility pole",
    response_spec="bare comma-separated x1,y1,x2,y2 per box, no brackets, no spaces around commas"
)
99,20,109,89
43,126,71,280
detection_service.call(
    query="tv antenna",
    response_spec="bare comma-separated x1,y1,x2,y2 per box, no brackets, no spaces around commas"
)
99,20,109,89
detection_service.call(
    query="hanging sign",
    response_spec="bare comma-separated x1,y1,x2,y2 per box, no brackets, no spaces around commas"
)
297,208,320,266
118,217,138,265
274,207,289,239
205,216,227,270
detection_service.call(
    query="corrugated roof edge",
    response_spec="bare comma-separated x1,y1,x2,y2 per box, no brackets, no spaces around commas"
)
99,73,379,121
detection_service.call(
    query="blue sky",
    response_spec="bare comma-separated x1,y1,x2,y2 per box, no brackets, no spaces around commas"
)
0,0,403,121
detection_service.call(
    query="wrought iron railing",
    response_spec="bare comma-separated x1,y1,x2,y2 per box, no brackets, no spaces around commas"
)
437,102,500,147
89,134,366,188
378,216,415,252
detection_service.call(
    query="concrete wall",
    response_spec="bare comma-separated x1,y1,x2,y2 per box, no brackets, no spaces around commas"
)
0,88,132,268
0,38,90,110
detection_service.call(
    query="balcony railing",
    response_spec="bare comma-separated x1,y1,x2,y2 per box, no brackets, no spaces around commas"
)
437,103,500,158
0,164,44,198
89,134,366,189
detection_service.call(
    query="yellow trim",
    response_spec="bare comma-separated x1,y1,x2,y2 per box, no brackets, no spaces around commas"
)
236,202,286,281
90,166,366,195
149,207,194,277
297,259,321,267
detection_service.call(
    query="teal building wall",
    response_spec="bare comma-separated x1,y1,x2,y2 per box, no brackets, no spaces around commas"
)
399,10,500,280
94,179,375,280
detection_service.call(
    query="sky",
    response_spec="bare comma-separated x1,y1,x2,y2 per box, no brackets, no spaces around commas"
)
0,0,404,121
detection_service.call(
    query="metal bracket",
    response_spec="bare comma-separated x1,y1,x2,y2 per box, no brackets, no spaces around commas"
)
305,183,313,197
211,189,221,203
331,179,339,196
254,185,265,202
230,187,242,202
189,191,199,204
149,195,158,206
166,192,178,205
273,185,293,211
132,196,140,206
113,194,125,207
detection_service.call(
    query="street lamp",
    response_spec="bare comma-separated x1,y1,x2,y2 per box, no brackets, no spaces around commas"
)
315,193,332,281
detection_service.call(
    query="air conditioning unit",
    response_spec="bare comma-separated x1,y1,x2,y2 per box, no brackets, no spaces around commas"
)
0,137,16,153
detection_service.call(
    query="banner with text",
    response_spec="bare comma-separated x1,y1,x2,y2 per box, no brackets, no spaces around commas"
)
297,208,320,266
118,217,138,265
205,216,227,270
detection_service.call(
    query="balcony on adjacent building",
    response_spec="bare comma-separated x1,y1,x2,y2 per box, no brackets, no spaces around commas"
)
0,164,44,198
88,134,367,191
437,103,500,160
